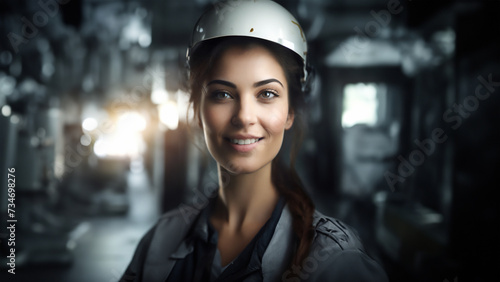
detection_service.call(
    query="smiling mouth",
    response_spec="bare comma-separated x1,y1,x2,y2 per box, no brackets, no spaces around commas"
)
225,138,264,145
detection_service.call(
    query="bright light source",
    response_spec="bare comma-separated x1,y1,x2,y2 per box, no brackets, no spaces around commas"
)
93,133,145,158
118,112,146,132
1,105,11,117
93,112,147,158
342,83,378,128
82,117,98,131
159,101,179,130
151,88,168,105
93,139,107,158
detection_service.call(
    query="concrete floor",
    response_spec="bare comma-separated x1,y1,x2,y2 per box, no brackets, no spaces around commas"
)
2,169,159,282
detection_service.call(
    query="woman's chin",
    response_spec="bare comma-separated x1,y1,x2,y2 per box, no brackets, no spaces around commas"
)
220,160,268,175
223,165,258,175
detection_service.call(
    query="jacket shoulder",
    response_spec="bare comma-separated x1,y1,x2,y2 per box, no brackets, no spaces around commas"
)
149,203,204,251
307,210,389,282
312,210,365,251
120,203,203,282
155,202,204,227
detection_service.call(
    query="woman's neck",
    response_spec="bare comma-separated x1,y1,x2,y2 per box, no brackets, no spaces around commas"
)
214,162,279,231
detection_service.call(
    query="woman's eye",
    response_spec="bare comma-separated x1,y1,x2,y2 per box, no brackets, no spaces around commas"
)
212,91,232,100
259,90,278,99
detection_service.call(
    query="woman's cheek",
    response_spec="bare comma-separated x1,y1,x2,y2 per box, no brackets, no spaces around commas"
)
263,107,289,133
201,104,226,132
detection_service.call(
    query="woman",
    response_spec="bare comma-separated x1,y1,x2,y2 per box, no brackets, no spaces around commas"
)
121,1,388,281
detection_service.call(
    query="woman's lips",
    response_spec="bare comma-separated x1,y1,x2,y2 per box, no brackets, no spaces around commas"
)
225,137,264,152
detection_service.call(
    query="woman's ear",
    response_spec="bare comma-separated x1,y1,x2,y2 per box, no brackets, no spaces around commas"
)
285,110,295,130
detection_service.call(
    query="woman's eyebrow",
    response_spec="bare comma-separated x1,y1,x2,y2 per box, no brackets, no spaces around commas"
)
253,78,284,88
206,80,237,89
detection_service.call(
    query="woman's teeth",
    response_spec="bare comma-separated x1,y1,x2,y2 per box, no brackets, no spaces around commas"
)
230,138,260,145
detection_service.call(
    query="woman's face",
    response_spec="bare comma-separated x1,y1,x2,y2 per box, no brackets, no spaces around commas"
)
200,45,294,175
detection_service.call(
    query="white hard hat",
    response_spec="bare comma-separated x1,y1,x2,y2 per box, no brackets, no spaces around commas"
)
187,0,309,83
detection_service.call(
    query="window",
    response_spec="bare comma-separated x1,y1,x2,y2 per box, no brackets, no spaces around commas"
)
342,83,387,128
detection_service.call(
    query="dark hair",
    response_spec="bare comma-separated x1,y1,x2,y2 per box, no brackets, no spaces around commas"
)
187,36,315,267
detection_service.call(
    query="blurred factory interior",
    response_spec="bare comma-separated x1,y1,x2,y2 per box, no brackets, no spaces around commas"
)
0,0,499,281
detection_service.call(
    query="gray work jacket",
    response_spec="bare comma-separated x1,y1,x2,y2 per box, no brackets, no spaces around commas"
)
120,204,389,282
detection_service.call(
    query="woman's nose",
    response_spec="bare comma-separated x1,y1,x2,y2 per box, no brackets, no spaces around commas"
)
231,95,257,127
